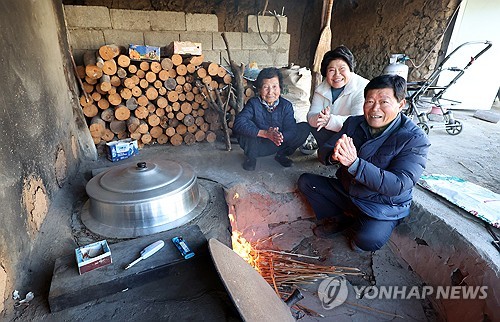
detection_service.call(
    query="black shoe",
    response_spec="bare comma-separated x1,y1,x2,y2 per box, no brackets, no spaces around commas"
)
242,157,256,171
274,154,293,167
313,222,350,239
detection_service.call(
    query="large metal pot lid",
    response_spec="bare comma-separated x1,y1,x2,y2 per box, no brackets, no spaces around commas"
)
86,159,197,203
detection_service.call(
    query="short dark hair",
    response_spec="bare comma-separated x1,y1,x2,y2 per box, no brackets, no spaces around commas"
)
364,74,406,102
256,67,283,90
320,45,356,76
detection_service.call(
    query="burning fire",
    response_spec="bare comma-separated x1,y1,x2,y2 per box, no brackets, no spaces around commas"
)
228,194,362,294
228,213,260,272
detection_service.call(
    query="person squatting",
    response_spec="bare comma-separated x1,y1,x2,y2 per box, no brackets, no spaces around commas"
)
298,74,430,252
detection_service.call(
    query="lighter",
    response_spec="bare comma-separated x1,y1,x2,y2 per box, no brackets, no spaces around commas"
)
171,236,195,259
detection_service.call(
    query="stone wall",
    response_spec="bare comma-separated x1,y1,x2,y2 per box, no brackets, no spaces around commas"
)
330,0,461,80
0,0,96,315
65,6,290,68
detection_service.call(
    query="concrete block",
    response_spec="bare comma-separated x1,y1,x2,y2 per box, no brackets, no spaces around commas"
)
213,32,242,50
274,51,289,67
103,30,144,47
110,9,151,31
242,33,290,51
67,29,105,50
202,50,221,64
220,50,250,67
247,15,287,33
186,13,218,32
64,5,111,29
242,32,269,50
179,31,213,51
144,31,180,47
150,11,186,31
248,49,274,67
271,33,290,51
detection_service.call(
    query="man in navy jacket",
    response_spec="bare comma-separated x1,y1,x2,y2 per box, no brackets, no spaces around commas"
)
234,67,310,171
298,74,430,251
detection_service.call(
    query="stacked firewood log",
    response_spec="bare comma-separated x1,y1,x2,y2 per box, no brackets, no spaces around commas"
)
76,44,255,148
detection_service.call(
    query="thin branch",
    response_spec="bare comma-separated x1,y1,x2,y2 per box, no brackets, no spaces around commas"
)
258,249,321,260
221,32,245,114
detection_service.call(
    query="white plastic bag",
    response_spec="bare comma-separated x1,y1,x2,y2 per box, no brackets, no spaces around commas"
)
280,66,312,123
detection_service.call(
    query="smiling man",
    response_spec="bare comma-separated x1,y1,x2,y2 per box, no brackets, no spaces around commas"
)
298,74,431,252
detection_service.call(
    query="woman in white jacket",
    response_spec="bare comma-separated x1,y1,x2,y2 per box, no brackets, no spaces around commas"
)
307,46,369,148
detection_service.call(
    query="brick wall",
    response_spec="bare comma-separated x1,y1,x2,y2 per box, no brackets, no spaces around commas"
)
65,6,290,68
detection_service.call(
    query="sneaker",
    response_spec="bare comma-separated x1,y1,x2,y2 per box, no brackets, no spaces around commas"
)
242,157,256,171
300,133,318,155
274,154,293,167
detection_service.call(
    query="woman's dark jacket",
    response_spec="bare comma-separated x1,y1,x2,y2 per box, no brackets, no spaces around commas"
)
233,97,297,141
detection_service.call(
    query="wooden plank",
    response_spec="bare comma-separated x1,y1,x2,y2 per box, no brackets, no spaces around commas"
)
48,225,207,312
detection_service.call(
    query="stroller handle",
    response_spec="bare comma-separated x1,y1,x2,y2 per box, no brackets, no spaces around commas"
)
439,40,492,69
433,41,492,101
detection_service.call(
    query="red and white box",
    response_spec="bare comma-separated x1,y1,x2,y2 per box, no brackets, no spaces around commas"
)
75,240,112,275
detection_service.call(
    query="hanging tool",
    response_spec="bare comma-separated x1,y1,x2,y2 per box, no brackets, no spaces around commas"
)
312,0,334,87
125,240,165,270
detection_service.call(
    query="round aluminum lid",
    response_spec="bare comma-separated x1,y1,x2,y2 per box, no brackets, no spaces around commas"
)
86,160,196,204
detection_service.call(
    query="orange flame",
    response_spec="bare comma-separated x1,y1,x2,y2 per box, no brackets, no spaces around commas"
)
228,213,260,272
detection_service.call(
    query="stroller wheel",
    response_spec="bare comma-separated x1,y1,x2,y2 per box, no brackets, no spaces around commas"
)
417,122,430,135
446,120,463,135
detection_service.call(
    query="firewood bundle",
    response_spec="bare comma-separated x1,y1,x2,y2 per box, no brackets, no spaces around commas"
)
77,44,254,148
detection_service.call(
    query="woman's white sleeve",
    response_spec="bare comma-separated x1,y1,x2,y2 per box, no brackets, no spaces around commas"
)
307,92,323,128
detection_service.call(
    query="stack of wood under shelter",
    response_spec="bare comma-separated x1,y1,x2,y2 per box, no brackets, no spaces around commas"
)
76,44,256,149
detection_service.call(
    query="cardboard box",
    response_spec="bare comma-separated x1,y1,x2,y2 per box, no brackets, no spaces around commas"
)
106,139,138,162
166,41,202,56
129,44,161,61
75,240,112,275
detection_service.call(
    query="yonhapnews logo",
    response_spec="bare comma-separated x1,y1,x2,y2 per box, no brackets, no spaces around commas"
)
318,276,349,309
353,285,488,300
318,277,488,310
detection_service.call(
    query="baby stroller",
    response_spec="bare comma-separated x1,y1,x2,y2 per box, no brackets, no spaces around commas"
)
404,40,493,135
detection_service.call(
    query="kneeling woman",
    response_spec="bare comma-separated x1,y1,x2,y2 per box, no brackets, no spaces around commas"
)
233,67,310,171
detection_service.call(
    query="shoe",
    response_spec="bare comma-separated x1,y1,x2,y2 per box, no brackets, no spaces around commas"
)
274,154,293,167
242,157,256,171
350,239,365,253
300,133,318,155
313,222,350,239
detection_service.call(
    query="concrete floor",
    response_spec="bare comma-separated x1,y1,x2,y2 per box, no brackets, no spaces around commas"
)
6,106,500,321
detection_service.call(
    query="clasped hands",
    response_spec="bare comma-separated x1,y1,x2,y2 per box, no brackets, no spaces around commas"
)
265,127,284,146
331,134,358,167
